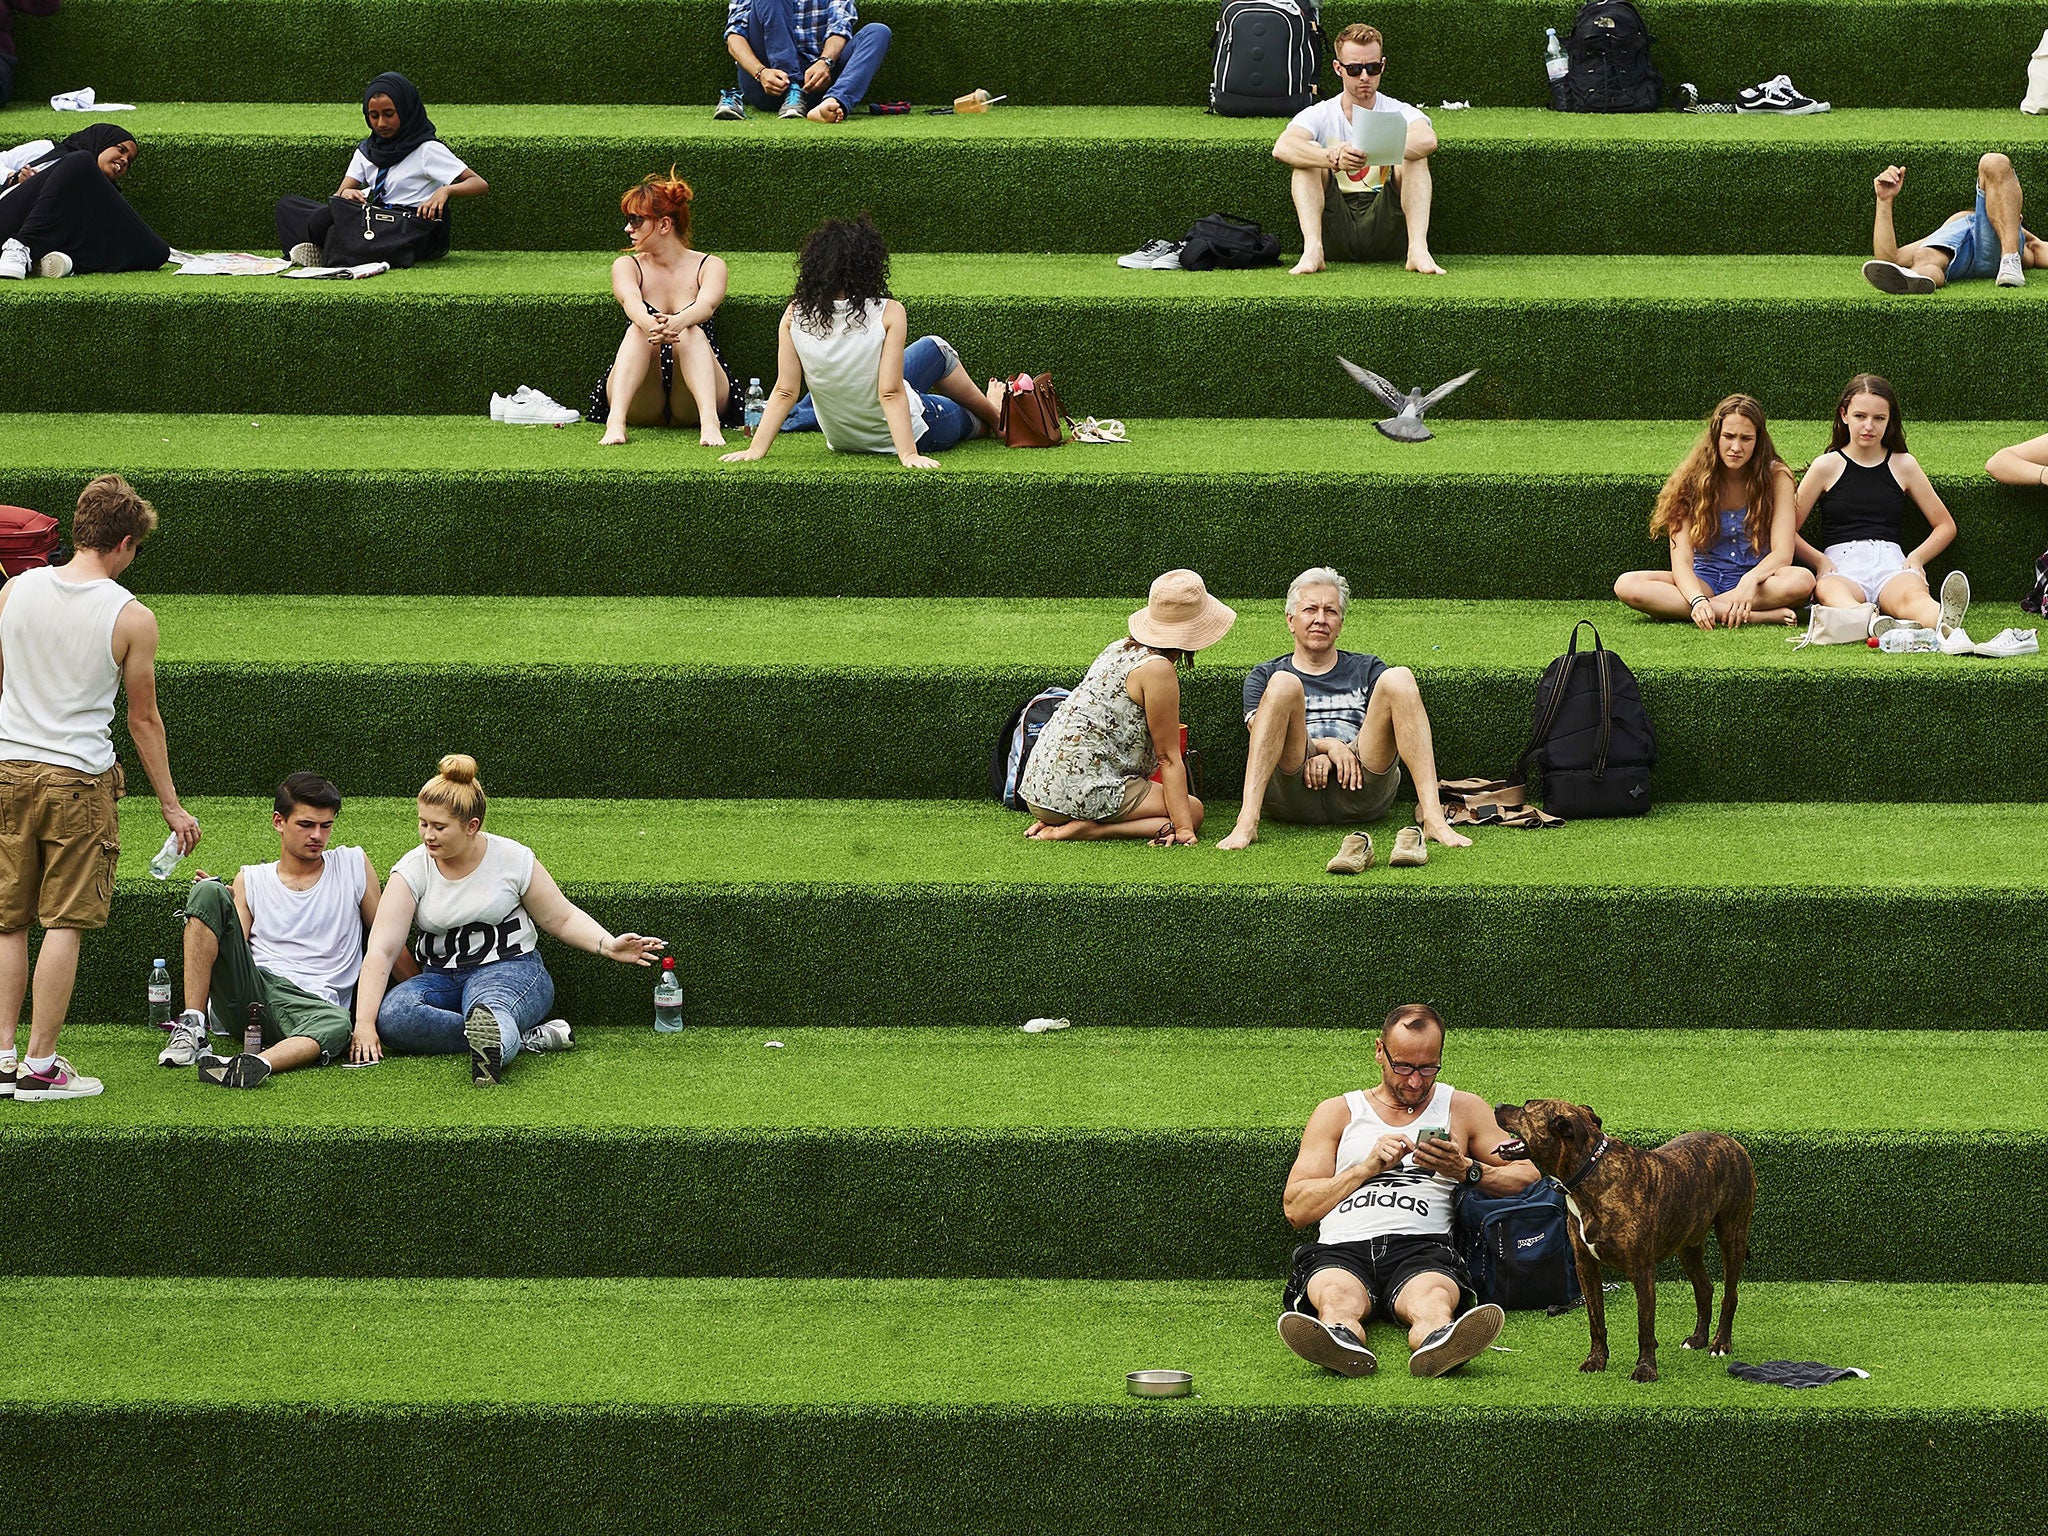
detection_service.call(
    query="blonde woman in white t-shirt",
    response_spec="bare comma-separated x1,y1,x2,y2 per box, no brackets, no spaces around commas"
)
350,755,666,1086
273,72,488,266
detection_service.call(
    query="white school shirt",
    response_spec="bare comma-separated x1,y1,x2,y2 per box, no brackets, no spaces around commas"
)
344,139,467,208
394,834,540,971
1287,92,1427,194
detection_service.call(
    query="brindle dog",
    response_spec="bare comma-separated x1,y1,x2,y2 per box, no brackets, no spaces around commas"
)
1494,1099,1755,1383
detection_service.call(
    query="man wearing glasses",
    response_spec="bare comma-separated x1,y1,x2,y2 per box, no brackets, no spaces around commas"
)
1272,22,1443,276
1277,1003,1538,1377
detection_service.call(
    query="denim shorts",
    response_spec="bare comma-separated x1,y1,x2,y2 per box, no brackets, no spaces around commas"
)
1694,557,1760,596
1926,189,2029,282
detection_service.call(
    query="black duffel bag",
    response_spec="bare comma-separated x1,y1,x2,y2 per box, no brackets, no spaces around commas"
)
1514,619,1656,817
321,195,447,269
1178,213,1281,270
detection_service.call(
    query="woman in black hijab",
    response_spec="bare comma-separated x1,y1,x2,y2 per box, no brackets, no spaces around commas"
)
274,72,488,265
0,123,168,277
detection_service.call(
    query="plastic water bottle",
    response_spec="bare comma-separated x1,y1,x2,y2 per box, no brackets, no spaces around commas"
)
1878,626,1939,653
653,957,685,1033
147,957,175,1030
744,378,766,436
149,831,183,880
1544,27,1569,109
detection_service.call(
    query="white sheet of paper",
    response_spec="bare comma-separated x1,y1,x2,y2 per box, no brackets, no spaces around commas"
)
1347,107,1408,166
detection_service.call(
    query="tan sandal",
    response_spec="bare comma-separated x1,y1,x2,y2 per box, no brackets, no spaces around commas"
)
1389,825,1428,866
1326,831,1374,874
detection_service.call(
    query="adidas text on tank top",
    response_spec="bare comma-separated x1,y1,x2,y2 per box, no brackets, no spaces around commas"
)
1318,1082,1458,1244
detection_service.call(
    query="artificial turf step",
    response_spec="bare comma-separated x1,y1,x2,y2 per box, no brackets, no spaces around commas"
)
11,1025,2041,1280
15,0,2040,109
8,252,2041,420
74,796,2048,1033
123,595,2048,803
12,414,2046,601
6,103,2041,255
0,1277,2034,1534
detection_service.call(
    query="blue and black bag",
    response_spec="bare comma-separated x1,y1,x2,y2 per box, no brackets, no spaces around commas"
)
990,688,1071,810
1455,1177,1584,1312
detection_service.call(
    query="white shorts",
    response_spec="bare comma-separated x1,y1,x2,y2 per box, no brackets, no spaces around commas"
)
1823,540,1918,603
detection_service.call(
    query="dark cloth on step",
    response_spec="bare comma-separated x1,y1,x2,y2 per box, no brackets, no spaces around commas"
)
356,71,436,170
0,139,166,272
0,52,13,108
0,0,61,62
1727,1360,1868,1389
273,192,451,263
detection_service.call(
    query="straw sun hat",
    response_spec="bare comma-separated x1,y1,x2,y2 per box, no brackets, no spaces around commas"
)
1128,569,1237,652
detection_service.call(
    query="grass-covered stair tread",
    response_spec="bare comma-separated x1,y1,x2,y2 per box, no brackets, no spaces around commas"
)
0,1280,2036,1535
16,0,2044,109
20,413,2043,601
9,252,2048,419
123,595,2048,803
7,103,2044,254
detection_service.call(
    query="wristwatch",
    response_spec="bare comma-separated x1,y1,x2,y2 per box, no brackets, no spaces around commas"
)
1461,1158,1484,1186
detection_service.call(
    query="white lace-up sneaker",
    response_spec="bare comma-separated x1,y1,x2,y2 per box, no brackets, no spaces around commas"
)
1118,239,1181,270
288,242,323,267
158,1010,210,1067
0,239,28,280
520,1019,574,1054
1937,569,1971,640
499,387,581,426
1999,252,2026,288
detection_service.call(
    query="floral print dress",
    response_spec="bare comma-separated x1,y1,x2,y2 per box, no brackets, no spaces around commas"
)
1019,639,1159,820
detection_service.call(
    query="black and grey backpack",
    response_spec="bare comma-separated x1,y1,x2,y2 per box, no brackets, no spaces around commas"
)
1210,0,1325,117
1558,0,1664,112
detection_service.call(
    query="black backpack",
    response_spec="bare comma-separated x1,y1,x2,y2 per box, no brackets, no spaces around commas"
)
1558,0,1663,112
990,688,1071,810
1514,620,1656,817
1210,0,1325,117
1179,213,1282,270
1455,1179,1584,1312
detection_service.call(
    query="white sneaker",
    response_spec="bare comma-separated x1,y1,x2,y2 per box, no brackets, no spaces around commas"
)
1736,73,1828,114
1118,239,1186,270
1939,624,1977,656
1863,259,1936,295
1937,569,1971,638
1972,627,2039,657
158,1009,209,1067
499,388,581,426
1999,252,2026,288
0,239,27,280
2025,28,2048,113
288,242,323,267
520,1019,574,1053
33,251,72,278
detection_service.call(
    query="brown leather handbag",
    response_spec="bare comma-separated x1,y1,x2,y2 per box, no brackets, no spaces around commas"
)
998,373,1065,448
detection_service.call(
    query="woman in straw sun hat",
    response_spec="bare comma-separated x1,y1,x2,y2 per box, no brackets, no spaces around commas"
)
1020,570,1236,845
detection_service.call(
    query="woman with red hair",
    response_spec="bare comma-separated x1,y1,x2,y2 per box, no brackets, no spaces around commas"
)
588,171,742,446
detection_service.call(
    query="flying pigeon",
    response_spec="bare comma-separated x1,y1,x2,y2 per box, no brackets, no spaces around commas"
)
1336,357,1479,442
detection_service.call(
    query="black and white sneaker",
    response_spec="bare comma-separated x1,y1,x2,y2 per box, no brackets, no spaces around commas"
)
1117,239,1183,270
1408,1303,1505,1378
1277,1311,1378,1376
197,1051,272,1089
1736,73,1829,114
464,1003,504,1086
1863,259,1937,295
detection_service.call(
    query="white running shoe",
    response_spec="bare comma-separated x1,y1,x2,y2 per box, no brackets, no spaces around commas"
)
0,239,28,280
33,251,73,278
288,242,323,267
1973,627,2040,658
1999,252,2026,288
1939,625,1977,656
1863,259,1936,295
520,1019,574,1053
499,387,581,426
1937,569,1971,639
1117,239,1180,270
158,1010,210,1067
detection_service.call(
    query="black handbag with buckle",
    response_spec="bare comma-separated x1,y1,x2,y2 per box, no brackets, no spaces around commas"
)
320,196,444,269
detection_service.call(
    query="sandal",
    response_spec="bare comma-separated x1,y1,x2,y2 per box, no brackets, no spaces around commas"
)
1066,416,1129,444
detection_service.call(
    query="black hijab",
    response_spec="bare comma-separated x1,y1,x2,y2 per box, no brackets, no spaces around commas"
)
356,72,437,170
58,123,138,161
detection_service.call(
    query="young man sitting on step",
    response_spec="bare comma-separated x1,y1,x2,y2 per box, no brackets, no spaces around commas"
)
1272,23,1444,277
718,0,893,122
1216,567,1471,856
1863,156,2048,294
159,773,409,1088
1278,1003,1535,1378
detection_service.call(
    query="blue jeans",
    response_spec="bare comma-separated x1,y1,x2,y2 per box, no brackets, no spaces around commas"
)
735,8,892,112
377,952,555,1063
1927,188,2030,282
783,334,974,451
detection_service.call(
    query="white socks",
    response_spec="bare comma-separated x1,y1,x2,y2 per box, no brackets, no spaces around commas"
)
23,1054,54,1074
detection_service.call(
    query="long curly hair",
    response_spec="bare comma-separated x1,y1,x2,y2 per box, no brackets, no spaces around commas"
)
792,215,891,336
1828,372,1908,455
1649,394,1788,557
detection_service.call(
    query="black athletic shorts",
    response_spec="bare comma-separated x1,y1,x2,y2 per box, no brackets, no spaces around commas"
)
1282,1235,1474,1324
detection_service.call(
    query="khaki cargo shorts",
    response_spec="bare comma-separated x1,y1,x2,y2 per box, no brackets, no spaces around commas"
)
0,760,124,930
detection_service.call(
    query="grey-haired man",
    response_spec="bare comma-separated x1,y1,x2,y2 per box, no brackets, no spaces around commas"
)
1217,567,1469,852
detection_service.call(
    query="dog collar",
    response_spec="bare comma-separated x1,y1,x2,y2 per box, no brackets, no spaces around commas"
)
1561,1136,1610,1192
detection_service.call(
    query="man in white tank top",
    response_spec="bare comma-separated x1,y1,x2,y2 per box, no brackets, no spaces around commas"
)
1277,1003,1538,1378
0,476,200,1102
156,773,404,1090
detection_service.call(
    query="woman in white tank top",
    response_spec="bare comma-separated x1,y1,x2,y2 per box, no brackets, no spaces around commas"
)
721,215,1003,470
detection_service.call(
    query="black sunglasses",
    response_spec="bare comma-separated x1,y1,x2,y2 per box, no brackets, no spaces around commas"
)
1335,58,1386,77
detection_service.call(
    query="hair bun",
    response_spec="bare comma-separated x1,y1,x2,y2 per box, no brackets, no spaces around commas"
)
436,752,479,784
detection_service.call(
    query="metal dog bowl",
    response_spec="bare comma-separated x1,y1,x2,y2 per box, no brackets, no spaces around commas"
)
1125,1369,1194,1398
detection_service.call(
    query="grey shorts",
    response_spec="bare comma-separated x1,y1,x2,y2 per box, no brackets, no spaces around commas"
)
1264,755,1402,826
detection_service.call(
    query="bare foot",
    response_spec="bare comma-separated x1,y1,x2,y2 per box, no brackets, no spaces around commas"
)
1289,249,1326,276
1406,250,1447,276
600,423,629,446
1216,826,1258,850
1024,819,1046,838
1420,816,1472,849
1034,819,1093,841
807,98,846,123
700,429,728,448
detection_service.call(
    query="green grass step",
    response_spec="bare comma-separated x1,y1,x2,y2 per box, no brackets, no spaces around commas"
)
0,1277,2034,1533
121,596,2048,803
7,252,2040,419
12,1025,2042,1280
75,796,2048,1032
12,414,2046,601
13,0,2040,108
5,103,2040,254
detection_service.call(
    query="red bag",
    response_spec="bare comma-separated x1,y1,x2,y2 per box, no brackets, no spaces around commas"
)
0,507,58,577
